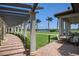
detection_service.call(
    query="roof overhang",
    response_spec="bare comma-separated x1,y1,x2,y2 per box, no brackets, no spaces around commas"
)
54,3,79,24
54,10,74,18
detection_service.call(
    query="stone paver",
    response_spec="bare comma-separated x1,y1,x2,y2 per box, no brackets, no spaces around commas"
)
0,34,25,56
33,41,79,56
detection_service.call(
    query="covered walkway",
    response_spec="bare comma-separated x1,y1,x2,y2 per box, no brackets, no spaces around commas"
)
0,34,25,56
0,3,43,55
32,41,79,56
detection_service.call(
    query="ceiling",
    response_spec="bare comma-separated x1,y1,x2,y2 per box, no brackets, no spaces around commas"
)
0,3,43,27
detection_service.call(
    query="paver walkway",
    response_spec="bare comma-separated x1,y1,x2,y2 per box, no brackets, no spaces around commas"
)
0,34,25,56
33,41,79,56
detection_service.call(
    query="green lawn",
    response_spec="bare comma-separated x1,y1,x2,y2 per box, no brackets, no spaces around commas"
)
27,31,58,49
26,29,79,49
13,29,79,49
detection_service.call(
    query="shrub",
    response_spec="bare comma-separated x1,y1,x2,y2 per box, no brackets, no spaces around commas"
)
10,33,30,49
50,29,56,32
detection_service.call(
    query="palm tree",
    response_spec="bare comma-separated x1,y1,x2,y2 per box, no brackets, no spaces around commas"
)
36,19,41,31
46,17,53,31
78,24,79,30
57,20,58,32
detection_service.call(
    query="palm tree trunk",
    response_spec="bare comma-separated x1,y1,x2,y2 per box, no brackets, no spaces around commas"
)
57,20,58,32
78,24,79,30
48,21,50,31
36,23,38,31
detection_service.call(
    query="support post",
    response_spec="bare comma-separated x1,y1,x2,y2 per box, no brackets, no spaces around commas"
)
59,19,64,36
3,24,6,39
30,12,36,52
65,21,69,36
23,21,27,55
8,27,10,33
68,23,71,35
9,27,11,33
20,24,23,35
7,27,9,33
11,27,13,33
65,22,71,36
17,26,19,33
14,26,16,33
13,27,15,33
6,27,7,33
2,24,4,40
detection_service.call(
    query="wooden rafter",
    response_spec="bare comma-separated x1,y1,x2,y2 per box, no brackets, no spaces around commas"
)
0,3,43,10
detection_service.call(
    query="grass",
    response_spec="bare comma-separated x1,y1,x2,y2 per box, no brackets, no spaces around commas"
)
27,31,58,49
11,31,58,49
25,29,79,49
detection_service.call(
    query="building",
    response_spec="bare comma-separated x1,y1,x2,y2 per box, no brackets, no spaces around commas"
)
54,3,79,42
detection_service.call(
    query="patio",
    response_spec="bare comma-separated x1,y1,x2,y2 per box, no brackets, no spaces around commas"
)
32,41,79,56
0,3,79,56
0,34,25,56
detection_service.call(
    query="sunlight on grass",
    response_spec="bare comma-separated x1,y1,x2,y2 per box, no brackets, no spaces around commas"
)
27,31,58,49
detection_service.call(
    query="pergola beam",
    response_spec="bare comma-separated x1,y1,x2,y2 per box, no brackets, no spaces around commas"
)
0,6,30,13
0,10,30,17
32,3,38,12
0,3,43,10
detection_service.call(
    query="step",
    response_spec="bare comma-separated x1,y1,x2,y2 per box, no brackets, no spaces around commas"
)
2,42,23,46
0,44,24,49
0,48,25,56
0,45,24,52
10,53,26,56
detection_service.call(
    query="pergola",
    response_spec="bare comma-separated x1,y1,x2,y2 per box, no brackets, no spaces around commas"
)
0,3,43,54
54,3,79,40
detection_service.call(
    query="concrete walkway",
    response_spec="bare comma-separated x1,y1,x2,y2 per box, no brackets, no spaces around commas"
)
0,34,25,56
32,41,79,56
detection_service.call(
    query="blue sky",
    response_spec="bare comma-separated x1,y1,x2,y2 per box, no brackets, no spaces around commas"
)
0,3,78,29
36,3,78,29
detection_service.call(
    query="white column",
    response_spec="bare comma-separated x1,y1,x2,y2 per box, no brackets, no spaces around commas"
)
7,27,8,33
2,24,4,40
65,21,70,36
6,27,9,33
59,19,64,36
20,24,23,35
20,24,23,34
69,23,71,34
17,26,20,34
14,26,16,33
13,27,15,33
11,27,13,33
4,24,6,37
30,12,36,52
8,27,10,33
67,22,71,35
23,22,27,49
6,27,7,33
9,27,11,33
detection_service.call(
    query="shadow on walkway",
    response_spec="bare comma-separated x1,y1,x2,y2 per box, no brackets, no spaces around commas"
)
33,41,79,56
57,42,79,56
0,34,26,56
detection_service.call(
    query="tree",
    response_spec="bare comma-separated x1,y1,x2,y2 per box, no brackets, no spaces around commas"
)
57,20,58,32
46,17,53,31
36,19,41,31
78,24,79,29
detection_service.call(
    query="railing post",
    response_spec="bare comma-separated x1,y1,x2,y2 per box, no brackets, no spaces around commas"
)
48,34,50,43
